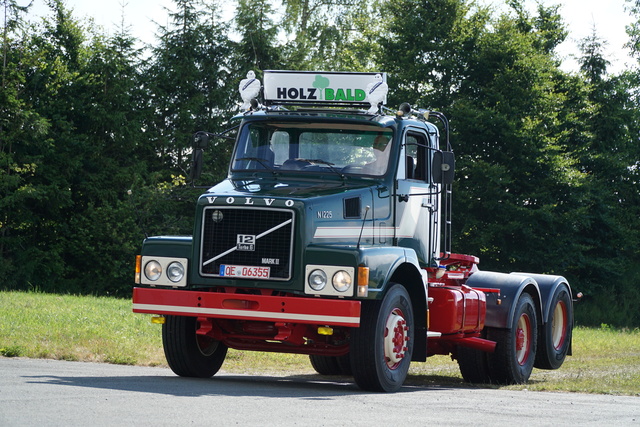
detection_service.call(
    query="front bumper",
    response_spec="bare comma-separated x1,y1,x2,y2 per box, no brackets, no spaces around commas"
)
132,287,361,327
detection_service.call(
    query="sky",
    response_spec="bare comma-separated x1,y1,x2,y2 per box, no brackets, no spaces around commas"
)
25,0,636,75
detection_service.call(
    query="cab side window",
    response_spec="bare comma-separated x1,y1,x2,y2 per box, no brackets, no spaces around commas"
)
405,133,428,181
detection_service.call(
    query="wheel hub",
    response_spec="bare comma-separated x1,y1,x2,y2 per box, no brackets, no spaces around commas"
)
515,313,531,365
384,309,409,369
551,301,568,350
196,319,219,356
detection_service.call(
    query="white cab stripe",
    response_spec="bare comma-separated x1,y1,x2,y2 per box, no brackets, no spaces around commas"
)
313,226,412,239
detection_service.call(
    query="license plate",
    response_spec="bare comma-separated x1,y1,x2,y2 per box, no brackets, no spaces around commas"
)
219,265,271,279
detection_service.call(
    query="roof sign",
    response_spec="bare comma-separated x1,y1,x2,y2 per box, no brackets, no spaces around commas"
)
263,70,387,110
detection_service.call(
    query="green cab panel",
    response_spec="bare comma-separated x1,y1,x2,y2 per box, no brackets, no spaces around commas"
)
304,245,423,300
142,236,192,259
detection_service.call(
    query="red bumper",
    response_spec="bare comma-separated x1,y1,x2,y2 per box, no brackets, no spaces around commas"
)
132,287,361,327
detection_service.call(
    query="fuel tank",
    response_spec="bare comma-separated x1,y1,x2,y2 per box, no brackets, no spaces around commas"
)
429,285,486,334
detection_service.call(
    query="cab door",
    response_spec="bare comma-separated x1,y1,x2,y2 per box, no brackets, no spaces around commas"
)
394,128,440,267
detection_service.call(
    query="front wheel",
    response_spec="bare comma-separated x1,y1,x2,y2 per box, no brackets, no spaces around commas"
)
350,284,414,392
487,293,538,384
162,316,227,378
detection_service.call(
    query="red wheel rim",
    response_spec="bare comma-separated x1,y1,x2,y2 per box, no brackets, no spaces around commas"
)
383,308,409,369
515,313,532,366
551,300,568,350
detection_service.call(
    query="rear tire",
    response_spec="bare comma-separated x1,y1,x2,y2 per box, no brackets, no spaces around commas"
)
535,285,572,370
336,353,352,375
487,293,538,384
350,284,414,392
309,354,351,375
162,316,227,378
457,340,490,384
309,355,340,375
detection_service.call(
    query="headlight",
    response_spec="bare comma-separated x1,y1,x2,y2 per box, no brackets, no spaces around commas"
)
144,260,162,281
167,261,185,283
305,265,355,296
140,256,188,287
308,269,327,291
332,270,352,292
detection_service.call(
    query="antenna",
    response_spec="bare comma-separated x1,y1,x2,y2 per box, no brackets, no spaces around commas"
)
357,206,371,249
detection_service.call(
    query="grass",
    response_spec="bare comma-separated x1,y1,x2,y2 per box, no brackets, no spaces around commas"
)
407,326,640,396
1,291,638,396
0,291,165,366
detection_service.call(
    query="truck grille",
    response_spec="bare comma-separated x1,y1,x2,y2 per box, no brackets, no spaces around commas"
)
200,207,294,280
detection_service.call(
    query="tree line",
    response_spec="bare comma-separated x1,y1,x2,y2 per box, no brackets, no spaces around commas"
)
2,0,639,326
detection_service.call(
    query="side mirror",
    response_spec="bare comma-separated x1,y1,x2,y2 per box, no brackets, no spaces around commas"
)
190,131,210,182
432,151,455,185
190,149,203,181
194,131,210,149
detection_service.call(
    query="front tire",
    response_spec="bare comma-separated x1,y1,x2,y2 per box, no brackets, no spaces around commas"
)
162,316,227,378
487,293,538,384
350,284,414,392
535,285,572,370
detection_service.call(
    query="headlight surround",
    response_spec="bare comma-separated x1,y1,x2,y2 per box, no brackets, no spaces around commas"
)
144,260,162,281
140,256,188,287
332,270,352,292
308,269,327,291
305,265,355,296
167,261,185,283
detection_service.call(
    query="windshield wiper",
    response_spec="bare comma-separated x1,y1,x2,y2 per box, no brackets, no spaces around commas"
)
236,157,276,172
298,158,345,178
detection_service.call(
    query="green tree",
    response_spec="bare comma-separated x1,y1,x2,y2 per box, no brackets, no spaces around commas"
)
59,21,156,295
449,3,577,274
2,0,89,290
378,0,491,107
563,29,640,325
327,0,385,72
0,0,50,287
232,0,282,74
626,0,640,57
145,0,233,180
280,0,361,70
380,0,640,326
2,0,157,295
380,0,577,275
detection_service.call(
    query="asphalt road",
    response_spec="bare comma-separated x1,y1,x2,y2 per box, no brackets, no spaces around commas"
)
1,358,638,426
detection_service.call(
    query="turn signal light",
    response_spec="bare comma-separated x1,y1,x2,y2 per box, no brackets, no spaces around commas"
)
135,255,142,284
357,266,369,297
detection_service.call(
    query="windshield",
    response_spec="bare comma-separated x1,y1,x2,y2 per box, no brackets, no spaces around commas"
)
232,121,394,176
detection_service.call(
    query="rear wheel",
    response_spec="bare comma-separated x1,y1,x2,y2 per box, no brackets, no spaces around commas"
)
309,354,351,375
487,293,538,384
457,333,490,384
336,353,352,375
535,285,572,369
350,284,414,392
162,316,227,378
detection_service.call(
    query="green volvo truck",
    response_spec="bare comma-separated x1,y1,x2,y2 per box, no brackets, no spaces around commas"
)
133,71,574,392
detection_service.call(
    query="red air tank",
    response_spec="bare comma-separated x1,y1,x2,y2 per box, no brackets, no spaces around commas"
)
428,285,486,334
